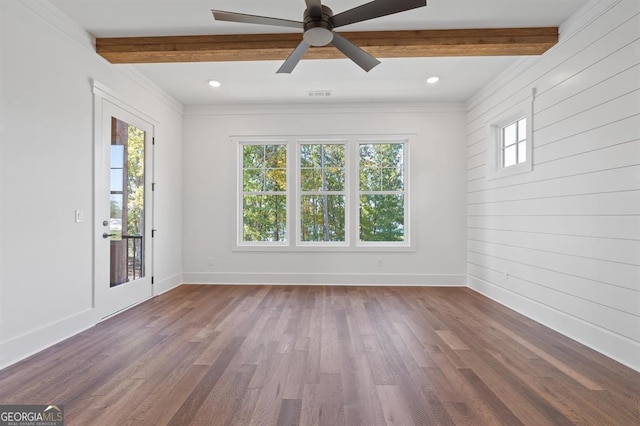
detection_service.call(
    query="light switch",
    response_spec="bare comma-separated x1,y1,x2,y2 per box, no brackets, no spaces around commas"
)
75,210,84,223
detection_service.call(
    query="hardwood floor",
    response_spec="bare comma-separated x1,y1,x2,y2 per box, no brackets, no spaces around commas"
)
0,285,638,425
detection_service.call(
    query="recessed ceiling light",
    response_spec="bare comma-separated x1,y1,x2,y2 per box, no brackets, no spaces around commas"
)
208,80,221,88
426,76,440,85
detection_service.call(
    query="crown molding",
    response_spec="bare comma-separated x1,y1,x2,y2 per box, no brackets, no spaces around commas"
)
15,0,183,114
184,101,466,116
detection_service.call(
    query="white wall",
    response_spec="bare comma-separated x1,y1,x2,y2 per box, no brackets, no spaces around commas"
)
182,104,468,286
0,1,183,368
466,0,640,371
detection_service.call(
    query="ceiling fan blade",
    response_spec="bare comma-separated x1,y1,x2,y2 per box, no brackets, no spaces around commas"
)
277,40,311,73
331,0,427,28
305,0,323,18
212,10,303,29
331,32,381,72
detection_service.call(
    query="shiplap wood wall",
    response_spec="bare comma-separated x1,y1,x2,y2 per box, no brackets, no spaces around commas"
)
465,0,640,371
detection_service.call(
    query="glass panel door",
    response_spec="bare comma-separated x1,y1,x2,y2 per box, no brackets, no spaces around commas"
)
95,96,153,319
109,117,146,287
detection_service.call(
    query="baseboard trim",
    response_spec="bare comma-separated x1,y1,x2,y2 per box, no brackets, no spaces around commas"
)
182,272,466,286
467,275,640,372
0,308,95,371
154,273,183,296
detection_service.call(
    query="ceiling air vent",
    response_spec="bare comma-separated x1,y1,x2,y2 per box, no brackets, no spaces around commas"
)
307,90,333,98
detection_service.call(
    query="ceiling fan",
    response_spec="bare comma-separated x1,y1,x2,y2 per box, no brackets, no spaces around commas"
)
212,0,427,73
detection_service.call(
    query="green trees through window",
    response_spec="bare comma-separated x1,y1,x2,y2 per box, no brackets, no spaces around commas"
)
242,144,287,242
300,143,346,242
239,138,408,247
359,143,405,242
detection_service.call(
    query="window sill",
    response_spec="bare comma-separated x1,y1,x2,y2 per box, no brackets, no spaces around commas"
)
232,244,415,253
487,160,533,180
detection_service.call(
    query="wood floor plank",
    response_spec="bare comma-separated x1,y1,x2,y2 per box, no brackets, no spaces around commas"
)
317,373,345,426
276,399,302,426
167,336,246,425
348,352,387,426
191,362,256,425
458,368,525,425
376,384,416,426
299,384,320,426
282,349,308,400
0,284,637,426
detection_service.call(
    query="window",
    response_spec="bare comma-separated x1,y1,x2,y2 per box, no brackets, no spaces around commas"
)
299,142,347,244
240,143,288,244
487,92,534,179
501,118,527,168
237,136,410,250
359,142,406,243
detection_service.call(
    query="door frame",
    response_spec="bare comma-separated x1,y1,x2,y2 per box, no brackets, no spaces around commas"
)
93,81,156,319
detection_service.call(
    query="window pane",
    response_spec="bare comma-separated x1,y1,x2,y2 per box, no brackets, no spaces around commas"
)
243,169,264,192
243,145,264,168
325,166,345,191
379,144,404,167
300,144,345,192
300,144,315,167
323,144,345,167
518,141,527,163
503,144,517,167
110,194,123,220
359,195,404,242
243,195,286,242
265,168,286,191
300,167,320,191
300,195,345,242
111,145,124,168
110,169,123,192
381,167,404,191
265,144,286,168
359,167,381,191
110,194,123,240
518,118,527,142
126,124,145,237
503,123,517,147
360,143,403,168
360,143,404,191
359,144,376,168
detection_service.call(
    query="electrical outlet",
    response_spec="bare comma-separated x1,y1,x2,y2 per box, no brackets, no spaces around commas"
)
207,257,215,266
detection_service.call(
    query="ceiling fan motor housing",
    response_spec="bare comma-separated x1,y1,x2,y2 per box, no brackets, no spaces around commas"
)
303,5,334,46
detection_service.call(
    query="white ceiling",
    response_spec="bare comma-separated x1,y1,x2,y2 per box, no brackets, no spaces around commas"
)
47,0,589,106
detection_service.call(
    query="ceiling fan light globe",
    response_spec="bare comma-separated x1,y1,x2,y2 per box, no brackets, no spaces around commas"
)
303,27,334,46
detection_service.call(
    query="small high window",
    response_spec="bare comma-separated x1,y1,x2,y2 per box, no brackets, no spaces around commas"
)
487,92,534,179
501,118,527,168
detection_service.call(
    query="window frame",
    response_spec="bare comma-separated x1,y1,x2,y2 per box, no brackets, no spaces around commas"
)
237,139,291,247
296,139,350,247
234,134,414,251
356,139,410,248
487,93,534,180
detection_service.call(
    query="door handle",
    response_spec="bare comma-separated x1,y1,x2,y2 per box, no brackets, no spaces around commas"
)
102,232,117,239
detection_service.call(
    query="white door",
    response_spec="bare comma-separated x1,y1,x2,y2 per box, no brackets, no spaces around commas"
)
95,99,154,318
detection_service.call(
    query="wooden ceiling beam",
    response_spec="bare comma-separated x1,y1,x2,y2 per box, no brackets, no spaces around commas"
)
96,27,558,64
